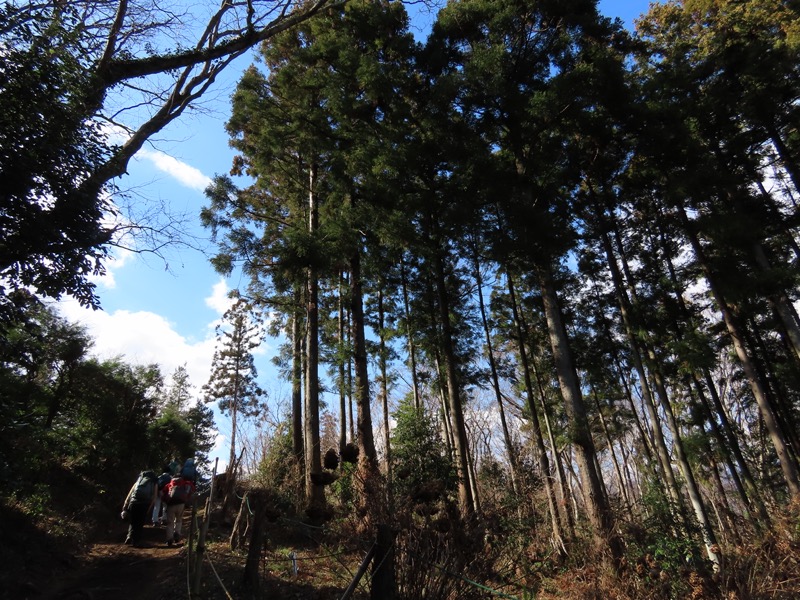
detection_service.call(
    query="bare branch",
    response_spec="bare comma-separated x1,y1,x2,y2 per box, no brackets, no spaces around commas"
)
102,0,343,84
98,0,128,70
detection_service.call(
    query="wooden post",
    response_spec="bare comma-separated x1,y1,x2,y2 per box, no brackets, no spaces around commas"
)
191,458,218,596
229,490,249,550
340,544,376,600
371,524,395,600
243,490,267,591
187,497,197,566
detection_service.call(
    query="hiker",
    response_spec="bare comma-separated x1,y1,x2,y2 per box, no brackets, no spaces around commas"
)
162,473,195,546
151,468,172,526
180,457,197,482
122,470,158,547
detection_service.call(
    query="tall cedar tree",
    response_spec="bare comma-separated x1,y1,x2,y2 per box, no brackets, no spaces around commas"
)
214,0,418,518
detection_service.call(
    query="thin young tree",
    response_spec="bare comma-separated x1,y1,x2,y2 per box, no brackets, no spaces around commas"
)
164,364,193,414
203,296,266,481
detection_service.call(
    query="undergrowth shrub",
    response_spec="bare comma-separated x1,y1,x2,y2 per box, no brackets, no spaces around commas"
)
621,478,714,599
253,421,304,516
393,506,495,600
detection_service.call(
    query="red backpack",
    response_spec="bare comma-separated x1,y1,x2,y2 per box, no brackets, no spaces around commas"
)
166,477,193,505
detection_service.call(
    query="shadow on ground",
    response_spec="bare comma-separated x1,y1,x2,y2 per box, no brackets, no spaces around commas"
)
35,522,184,600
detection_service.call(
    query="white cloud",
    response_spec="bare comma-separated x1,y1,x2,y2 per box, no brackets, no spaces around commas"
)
55,299,217,400
205,278,233,315
53,296,237,472
99,123,211,191
138,148,213,191
99,121,131,146
89,246,136,290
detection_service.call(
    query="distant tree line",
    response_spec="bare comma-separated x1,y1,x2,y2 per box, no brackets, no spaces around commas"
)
0,291,215,501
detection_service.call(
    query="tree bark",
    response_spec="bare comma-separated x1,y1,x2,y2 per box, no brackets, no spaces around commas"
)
292,304,304,465
305,163,325,513
242,491,268,592
656,218,771,525
432,244,475,517
680,205,800,498
598,215,685,513
537,265,622,563
507,275,565,548
591,388,632,513
377,286,393,495
648,358,722,569
400,259,422,410
472,248,520,494
351,247,381,525
338,271,348,455
350,250,378,466
752,242,800,364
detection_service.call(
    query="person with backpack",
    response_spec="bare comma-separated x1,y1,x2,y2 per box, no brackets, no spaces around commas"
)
162,474,195,546
122,470,158,547
151,469,172,526
180,457,197,481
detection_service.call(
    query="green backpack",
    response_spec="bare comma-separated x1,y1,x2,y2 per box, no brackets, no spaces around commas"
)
131,471,157,503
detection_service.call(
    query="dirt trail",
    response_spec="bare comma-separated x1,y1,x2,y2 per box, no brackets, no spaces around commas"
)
37,522,185,600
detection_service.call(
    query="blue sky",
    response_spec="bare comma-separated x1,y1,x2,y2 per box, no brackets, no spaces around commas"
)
55,0,654,470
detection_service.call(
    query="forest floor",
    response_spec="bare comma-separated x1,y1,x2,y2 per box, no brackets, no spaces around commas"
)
2,498,367,600
4,480,800,600
35,521,184,600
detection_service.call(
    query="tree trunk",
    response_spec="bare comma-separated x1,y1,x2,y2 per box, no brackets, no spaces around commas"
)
339,271,348,456
228,401,238,480
242,491,268,592
648,359,722,569
305,163,325,514
378,286,393,496
351,250,378,466
745,318,800,460
657,229,770,526
707,455,742,546
699,371,771,525
400,259,422,410
292,304,304,464
680,204,800,498
598,218,685,513
507,275,565,548
613,354,657,469
351,248,381,525
536,381,575,537
602,199,720,563
230,491,250,551
472,248,520,494
537,265,622,563
752,242,800,364
591,388,632,513
433,246,475,517
767,124,800,196
371,524,396,599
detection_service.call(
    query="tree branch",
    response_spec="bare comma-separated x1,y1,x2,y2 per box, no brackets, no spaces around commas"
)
102,0,343,85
